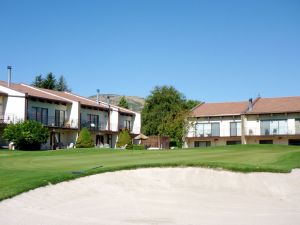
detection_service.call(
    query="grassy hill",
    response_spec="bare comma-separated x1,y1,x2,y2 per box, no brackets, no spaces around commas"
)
89,94,145,112
1,144,300,201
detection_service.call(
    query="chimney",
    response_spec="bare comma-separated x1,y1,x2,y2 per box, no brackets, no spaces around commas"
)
248,98,253,111
107,96,111,105
96,89,100,104
7,66,12,87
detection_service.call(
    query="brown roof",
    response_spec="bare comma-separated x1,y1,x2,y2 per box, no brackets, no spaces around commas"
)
36,88,109,110
246,96,300,114
191,101,249,117
0,81,72,104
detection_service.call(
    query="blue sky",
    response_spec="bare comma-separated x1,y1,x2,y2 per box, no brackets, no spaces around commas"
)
0,0,299,102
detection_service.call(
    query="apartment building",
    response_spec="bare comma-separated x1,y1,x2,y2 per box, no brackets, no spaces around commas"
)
0,81,141,149
185,96,300,147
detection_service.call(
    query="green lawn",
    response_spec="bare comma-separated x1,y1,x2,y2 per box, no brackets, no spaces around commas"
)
1,144,300,201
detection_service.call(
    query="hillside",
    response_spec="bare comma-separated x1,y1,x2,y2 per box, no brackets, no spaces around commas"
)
89,94,145,112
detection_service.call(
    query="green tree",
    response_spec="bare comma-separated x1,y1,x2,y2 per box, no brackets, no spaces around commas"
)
3,120,49,150
116,130,132,148
185,99,201,110
142,86,189,146
56,75,71,91
32,73,71,91
118,96,129,109
32,75,44,88
42,73,56,90
76,128,94,148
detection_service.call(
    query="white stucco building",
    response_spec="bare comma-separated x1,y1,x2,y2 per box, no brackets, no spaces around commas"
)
0,80,141,149
185,97,300,147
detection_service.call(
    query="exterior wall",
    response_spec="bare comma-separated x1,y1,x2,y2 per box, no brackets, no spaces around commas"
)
244,113,300,136
0,86,26,122
80,107,109,130
109,106,119,132
186,116,242,138
28,99,68,118
132,112,141,135
3,96,26,123
67,101,79,128
185,137,241,148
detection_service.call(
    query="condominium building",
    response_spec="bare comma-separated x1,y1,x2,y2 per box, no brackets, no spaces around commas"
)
185,96,300,147
0,81,141,149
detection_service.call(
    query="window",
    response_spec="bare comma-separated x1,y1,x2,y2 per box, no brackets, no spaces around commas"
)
124,120,131,130
260,120,288,135
194,141,211,148
259,140,273,144
88,114,99,128
295,119,300,134
230,122,241,136
226,140,241,145
55,110,66,127
195,123,220,137
31,107,48,125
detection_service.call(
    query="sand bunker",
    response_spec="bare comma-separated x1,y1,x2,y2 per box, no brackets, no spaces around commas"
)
1,168,300,225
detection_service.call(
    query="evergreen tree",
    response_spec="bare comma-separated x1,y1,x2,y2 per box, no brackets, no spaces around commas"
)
32,75,44,88
118,96,129,109
32,73,71,91
56,75,71,91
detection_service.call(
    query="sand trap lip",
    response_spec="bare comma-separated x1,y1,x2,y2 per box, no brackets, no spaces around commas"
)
1,168,300,225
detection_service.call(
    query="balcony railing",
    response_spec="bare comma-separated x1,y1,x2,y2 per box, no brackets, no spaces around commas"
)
28,114,78,129
188,128,241,138
118,124,132,132
0,114,21,124
245,126,299,136
80,120,108,131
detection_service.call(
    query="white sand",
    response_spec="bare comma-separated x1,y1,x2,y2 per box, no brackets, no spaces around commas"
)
1,168,300,225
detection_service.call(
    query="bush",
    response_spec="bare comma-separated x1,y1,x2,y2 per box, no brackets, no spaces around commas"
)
76,128,94,148
3,120,49,150
116,130,132,148
132,144,145,150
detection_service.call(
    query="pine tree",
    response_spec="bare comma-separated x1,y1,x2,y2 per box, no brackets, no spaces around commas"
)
56,75,71,91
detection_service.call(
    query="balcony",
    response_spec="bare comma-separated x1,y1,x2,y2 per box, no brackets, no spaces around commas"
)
0,114,20,124
28,114,78,129
245,126,299,136
80,120,108,131
187,128,241,138
118,124,132,132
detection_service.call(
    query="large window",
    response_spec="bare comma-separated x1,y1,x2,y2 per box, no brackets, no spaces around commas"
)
296,119,300,134
194,141,211,148
195,123,220,137
260,120,288,135
124,120,131,130
31,107,48,125
230,122,241,136
88,114,99,128
55,110,66,127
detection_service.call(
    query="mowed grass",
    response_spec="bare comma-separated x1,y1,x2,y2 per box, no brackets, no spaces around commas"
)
1,144,300,201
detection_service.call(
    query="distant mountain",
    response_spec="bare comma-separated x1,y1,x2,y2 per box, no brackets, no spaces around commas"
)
89,94,145,112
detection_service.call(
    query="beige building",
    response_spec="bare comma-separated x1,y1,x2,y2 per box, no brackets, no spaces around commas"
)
0,80,141,149
185,96,300,147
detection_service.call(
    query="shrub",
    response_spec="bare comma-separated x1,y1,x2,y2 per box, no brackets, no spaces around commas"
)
76,128,94,148
3,120,49,150
116,130,132,148
132,144,145,150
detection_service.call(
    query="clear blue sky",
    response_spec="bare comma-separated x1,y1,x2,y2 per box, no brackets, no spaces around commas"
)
0,0,299,102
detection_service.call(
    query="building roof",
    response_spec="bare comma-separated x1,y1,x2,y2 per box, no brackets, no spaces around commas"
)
246,96,300,114
0,81,138,115
0,81,72,104
191,101,249,117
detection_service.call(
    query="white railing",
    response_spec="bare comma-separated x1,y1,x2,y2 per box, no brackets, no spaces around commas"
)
245,126,298,136
0,114,22,124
